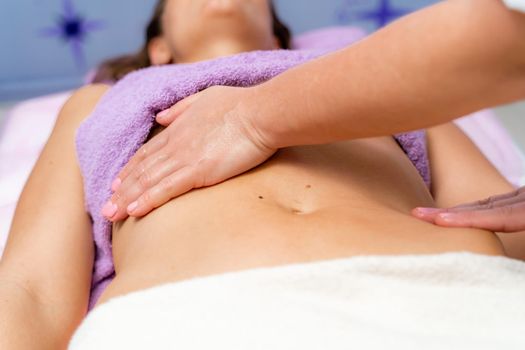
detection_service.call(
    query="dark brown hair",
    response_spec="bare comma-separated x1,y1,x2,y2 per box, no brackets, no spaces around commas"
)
92,0,291,83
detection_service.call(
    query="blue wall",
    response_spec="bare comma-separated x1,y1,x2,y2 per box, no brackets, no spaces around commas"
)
0,0,438,101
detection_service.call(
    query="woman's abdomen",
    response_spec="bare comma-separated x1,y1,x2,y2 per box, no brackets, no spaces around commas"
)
97,138,505,305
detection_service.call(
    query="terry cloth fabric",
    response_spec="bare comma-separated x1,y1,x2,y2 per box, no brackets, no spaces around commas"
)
76,48,430,309
69,253,525,350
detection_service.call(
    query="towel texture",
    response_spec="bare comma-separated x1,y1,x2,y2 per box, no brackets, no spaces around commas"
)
69,253,525,349
76,48,429,309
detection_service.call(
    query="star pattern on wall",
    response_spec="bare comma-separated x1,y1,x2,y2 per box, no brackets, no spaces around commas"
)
337,0,411,29
40,0,105,69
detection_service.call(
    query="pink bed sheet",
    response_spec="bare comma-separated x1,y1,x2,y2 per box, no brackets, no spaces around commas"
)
0,91,72,256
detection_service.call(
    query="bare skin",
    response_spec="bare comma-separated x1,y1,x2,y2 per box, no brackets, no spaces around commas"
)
1,83,524,348
96,120,521,305
108,0,525,231
0,85,107,350
413,190,525,232
2,0,525,347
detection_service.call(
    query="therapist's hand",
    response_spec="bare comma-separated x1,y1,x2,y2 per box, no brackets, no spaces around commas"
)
412,187,525,233
102,85,276,222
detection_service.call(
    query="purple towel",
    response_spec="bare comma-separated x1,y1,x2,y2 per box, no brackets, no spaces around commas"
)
76,48,430,310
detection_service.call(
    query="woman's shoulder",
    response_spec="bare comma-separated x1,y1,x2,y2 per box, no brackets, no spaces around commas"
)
58,84,112,125
67,83,111,112
73,83,112,98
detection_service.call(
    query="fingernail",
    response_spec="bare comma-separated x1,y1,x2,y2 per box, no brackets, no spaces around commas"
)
156,109,170,120
111,178,122,192
414,207,441,215
437,213,460,223
101,201,118,218
127,201,138,214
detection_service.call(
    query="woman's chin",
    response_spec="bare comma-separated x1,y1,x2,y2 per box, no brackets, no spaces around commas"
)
202,0,241,16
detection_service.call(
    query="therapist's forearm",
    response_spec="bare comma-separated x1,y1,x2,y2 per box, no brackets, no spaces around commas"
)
251,0,525,148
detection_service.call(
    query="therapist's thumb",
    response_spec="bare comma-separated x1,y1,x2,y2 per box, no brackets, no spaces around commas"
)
156,92,202,126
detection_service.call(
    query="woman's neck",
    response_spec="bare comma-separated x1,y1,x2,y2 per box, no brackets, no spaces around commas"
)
178,38,278,63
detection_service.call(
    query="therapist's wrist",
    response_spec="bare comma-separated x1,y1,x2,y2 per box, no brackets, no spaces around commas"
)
241,83,296,151
240,85,282,151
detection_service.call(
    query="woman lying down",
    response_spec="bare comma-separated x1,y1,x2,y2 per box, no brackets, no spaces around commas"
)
2,0,525,349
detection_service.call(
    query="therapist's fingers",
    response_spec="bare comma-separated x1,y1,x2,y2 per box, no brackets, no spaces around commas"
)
438,192,525,214
451,187,525,210
413,187,525,232
413,187,525,222
119,150,174,193
156,92,202,126
433,201,525,233
113,132,170,191
108,151,184,221
114,91,205,190
126,166,196,217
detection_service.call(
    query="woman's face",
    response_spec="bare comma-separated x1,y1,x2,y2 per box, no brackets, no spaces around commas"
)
153,0,278,63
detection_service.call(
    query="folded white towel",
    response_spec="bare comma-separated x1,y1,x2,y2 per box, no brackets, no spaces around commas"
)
69,253,525,350
503,0,525,13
